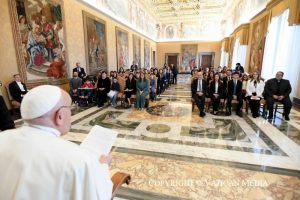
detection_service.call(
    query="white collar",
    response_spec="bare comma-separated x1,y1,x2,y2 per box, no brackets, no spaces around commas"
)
24,123,61,137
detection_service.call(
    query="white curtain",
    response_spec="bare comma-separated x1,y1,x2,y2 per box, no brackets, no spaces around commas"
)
231,38,247,69
220,46,229,67
261,9,300,97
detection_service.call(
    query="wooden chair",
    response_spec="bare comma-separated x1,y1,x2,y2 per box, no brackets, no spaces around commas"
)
111,172,131,199
4,83,21,113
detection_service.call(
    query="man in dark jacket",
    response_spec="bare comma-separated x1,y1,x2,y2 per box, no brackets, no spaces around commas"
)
72,62,86,79
226,71,243,117
264,71,292,120
0,95,15,131
171,64,178,84
8,74,28,103
191,71,208,117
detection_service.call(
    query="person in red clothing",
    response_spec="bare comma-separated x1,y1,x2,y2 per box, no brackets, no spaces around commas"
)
79,79,94,101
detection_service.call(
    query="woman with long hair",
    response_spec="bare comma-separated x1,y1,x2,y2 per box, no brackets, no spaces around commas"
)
124,73,136,107
246,72,265,118
209,73,224,115
136,72,149,109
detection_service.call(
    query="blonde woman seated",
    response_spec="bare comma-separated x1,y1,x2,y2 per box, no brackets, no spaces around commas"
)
246,72,265,118
136,72,149,109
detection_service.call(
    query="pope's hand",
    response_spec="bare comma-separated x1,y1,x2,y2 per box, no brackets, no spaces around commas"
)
99,154,112,165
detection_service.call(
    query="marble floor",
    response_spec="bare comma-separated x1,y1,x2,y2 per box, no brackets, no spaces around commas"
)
16,74,300,199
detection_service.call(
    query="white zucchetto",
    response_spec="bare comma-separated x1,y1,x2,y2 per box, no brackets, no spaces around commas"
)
21,85,62,120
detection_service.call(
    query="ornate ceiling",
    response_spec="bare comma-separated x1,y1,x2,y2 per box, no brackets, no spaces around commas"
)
141,0,230,22
81,0,270,41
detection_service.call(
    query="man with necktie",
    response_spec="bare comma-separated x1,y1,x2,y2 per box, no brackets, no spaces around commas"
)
192,71,208,117
264,71,292,120
226,71,243,117
72,62,86,79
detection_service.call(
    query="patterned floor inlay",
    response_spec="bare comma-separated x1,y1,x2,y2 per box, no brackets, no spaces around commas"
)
16,74,300,199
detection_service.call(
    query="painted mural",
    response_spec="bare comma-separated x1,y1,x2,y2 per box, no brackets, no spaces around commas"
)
12,0,67,82
181,44,197,73
83,12,107,75
144,40,150,69
116,27,129,69
249,14,269,74
83,0,156,39
132,34,141,68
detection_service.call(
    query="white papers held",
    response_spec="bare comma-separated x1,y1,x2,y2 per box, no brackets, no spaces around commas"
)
80,125,118,157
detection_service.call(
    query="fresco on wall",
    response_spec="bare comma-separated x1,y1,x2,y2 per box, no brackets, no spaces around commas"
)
12,0,67,83
249,14,269,74
83,0,156,39
83,12,107,75
116,27,129,69
132,34,141,68
181,44,197,73
144,40,150,69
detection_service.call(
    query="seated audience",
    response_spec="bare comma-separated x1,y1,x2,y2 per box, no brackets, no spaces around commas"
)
191,71,208,117
209,73,224,115
241,74,248,100
149,73,156,101
124,73,136,107
226,71,243,117
9,74,28,103
109,78,120,107
69,72,82,102
0,95,15,131
79,79,94,104
136,73,149,109
0,85,112,199
264,71,292,120
97,71,111,107
246,72,265,118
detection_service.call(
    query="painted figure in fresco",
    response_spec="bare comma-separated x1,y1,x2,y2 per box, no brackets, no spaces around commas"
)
166,26,174,39
27,24,46,68
46,57,65,78
41,16,55,62
19,15,30,61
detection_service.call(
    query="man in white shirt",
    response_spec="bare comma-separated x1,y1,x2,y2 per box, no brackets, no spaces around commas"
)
0,85,112,200
8,74,28,103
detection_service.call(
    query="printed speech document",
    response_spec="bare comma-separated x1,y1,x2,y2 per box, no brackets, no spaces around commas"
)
80,125,118,157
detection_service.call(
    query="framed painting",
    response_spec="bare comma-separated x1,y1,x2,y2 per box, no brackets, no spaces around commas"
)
9,0,67,87
115,27,129,70
83,11,107,75
132,34,141,68
181,44,197,73
248,14,269,74
144,40,150,69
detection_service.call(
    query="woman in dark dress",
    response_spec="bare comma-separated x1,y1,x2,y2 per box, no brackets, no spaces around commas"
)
96,71,111,107
209,73,224,115
124,73,136,107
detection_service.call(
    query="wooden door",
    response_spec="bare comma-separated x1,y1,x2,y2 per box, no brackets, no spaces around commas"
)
167,55,177,67
200,55,213,72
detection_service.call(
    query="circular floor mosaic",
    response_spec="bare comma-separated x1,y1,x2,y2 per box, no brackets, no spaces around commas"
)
147,104,189,117
146,124,171,133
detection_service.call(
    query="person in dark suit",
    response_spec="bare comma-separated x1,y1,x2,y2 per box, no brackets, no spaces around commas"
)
264,71,292,120
8,74,28,103
209,73,224,115
171,64,178,84
0,95,15,131
226,71,243,117
130,61,138,71
124,73,136,107
73,62,86,79
192,71,208,117
235,63,244,74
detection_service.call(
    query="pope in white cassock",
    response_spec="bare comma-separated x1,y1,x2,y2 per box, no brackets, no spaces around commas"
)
0,85,112,200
